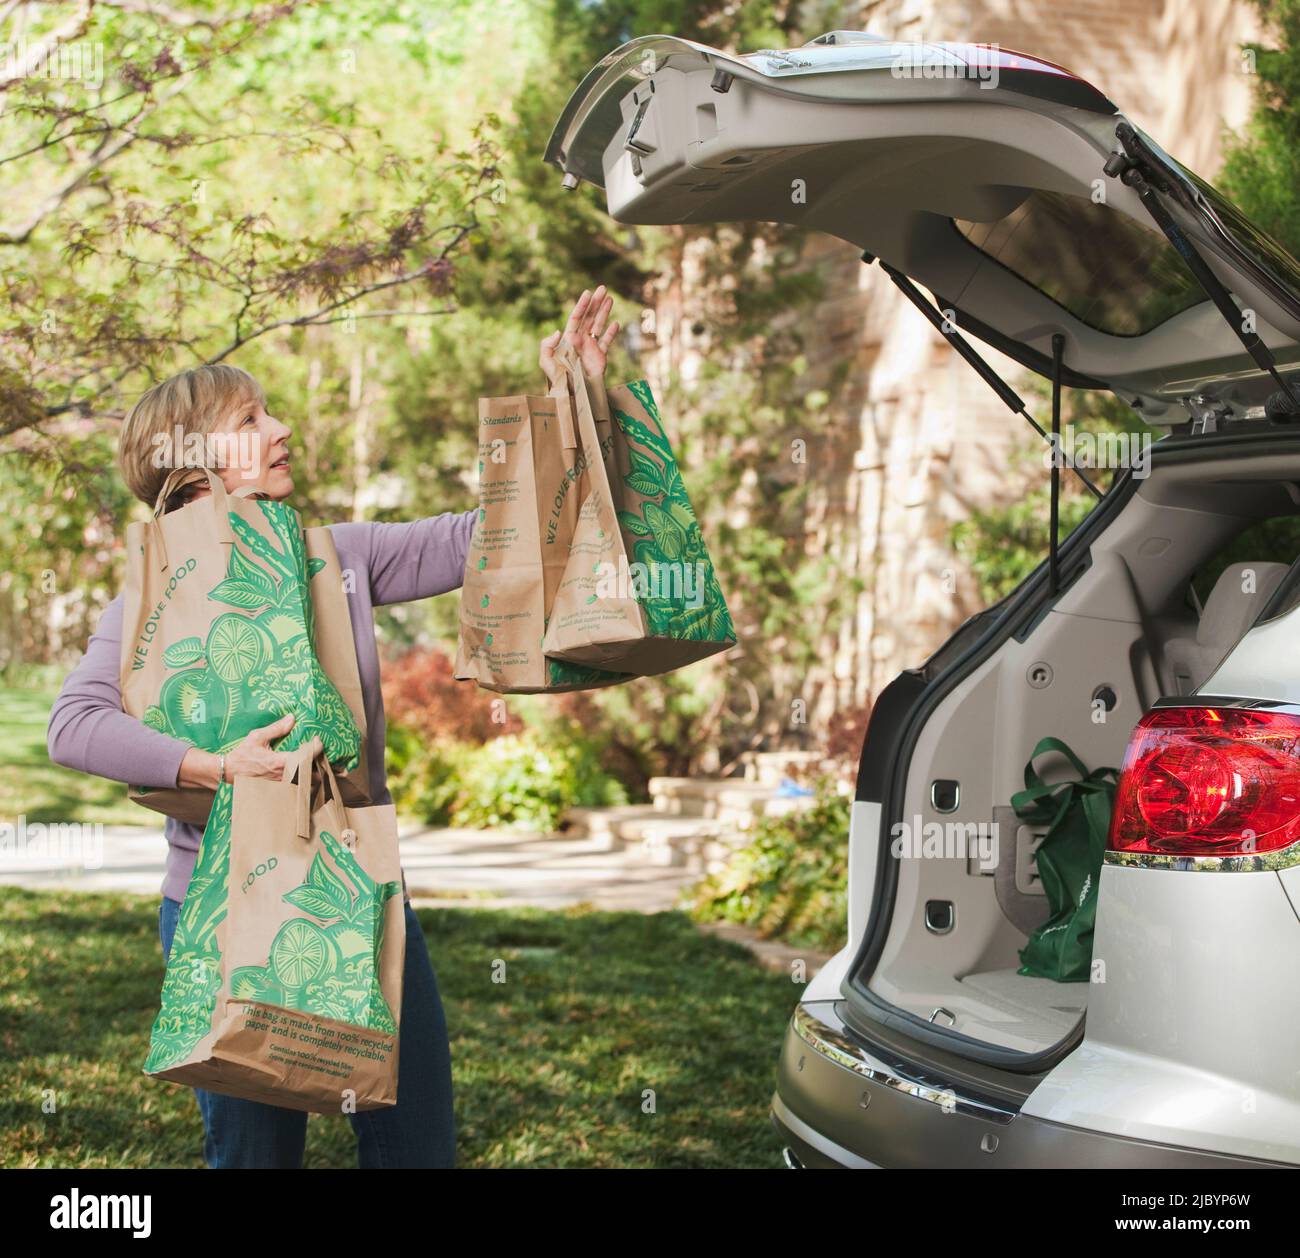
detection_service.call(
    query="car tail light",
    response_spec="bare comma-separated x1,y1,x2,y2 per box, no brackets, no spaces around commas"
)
1109,706,1300,856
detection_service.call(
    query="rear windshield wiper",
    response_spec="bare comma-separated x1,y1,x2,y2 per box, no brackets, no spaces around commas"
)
1105,120,1300,415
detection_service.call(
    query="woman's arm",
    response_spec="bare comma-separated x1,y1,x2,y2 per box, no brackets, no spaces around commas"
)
46,594,195,788
330,508,477,608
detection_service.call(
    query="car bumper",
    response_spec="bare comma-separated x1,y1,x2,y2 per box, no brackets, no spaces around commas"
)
773,1000,1288,1169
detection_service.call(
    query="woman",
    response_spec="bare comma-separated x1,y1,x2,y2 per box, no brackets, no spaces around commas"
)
45,287,620,1169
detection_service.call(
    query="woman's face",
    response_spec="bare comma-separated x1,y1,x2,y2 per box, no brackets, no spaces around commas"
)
187,395,294,502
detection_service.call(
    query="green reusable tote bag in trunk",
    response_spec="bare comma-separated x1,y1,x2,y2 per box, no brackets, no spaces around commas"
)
1011,737,1118,983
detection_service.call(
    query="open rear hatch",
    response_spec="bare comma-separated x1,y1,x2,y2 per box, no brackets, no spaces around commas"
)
545,30,1300,1070
545,29,1300,426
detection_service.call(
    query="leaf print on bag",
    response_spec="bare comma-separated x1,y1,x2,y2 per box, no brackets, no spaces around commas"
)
143,500,364,1074
140,501,360,769
227,828,402,1033
609,389,736,645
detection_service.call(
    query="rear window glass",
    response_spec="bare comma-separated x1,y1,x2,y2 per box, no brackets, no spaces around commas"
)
953,190,1204,336
1177,166,1300,314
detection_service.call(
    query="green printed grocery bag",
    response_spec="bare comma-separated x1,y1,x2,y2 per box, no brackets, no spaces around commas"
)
120,465,369,826
147,742,404,1111
541,338,736,674
454,368,636,693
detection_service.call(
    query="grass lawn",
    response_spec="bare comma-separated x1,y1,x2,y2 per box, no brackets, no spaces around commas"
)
0,886,802,1168
0,683,144,827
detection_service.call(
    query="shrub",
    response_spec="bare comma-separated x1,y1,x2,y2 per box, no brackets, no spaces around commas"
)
380,645,522,745
386,716,628,831
452,726,628,831
384,723,470,827
681,776,850,953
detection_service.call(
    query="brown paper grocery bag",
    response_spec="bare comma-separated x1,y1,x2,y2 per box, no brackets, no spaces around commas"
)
542,339,737,675
120,466,369,826
454,369,635,693
146,741,404,1112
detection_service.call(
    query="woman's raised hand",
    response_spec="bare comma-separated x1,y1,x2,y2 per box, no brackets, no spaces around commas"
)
539,285,620,387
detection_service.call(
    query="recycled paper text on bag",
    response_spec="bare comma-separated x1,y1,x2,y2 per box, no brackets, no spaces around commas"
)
144,742,404,1112
454,369,635,693
541,338,737,675
119,465,369,826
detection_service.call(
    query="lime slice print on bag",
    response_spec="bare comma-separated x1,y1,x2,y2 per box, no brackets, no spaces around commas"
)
477,556,487,570
481,594,489,608
269,918,332,989
207,613,271,684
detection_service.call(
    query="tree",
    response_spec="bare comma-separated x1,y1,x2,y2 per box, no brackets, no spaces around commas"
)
1218,0,1300,260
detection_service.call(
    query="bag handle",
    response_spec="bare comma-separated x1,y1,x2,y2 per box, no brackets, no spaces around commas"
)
554,337,612,436
546,366,579,451
552,338,615,482
282,738,322,840
285,738,352,843
1010,737,1118,832
147,466,263,573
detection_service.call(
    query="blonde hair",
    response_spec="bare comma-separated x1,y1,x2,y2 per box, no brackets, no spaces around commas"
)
117,363,266,506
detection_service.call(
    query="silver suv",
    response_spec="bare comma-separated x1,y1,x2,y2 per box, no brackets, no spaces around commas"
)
546,31,1300,1167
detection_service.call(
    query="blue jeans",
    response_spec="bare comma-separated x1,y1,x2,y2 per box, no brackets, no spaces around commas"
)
158,894,456,1168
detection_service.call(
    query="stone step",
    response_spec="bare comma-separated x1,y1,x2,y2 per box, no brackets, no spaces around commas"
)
564,786,818,871
628,816,726,868
648,777,783,819
561,804,659,850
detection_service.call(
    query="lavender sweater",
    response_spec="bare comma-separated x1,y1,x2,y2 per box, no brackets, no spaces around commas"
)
47,509,477,904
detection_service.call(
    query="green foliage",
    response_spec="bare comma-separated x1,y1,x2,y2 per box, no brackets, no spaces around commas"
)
0,427,133,673
950,390,1156,606
1218,0,1300,261
385,716,628,831
681,777,850,952
952,493,1099,605
384,723,471,826
453,728,628,831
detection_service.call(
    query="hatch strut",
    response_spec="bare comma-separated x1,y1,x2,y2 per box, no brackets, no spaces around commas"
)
1105,120,1300,414
864,252,1104,501
1050,332,1065,595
